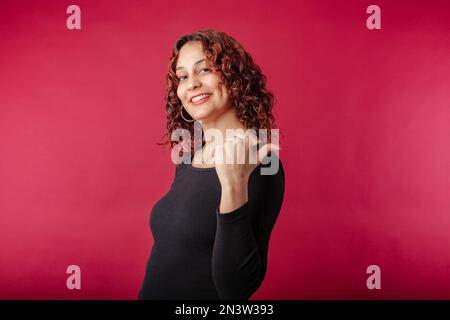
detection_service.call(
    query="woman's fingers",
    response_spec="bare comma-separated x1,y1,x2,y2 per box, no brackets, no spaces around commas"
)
215,131,280,165
257,143,280,164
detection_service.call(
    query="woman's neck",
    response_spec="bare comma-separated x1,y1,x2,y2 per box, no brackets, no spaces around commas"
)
193,107,245,166
201,107,245,144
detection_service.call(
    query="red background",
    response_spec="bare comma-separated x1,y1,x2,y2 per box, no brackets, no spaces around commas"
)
0,0,449,299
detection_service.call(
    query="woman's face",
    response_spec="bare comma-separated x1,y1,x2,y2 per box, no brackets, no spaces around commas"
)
176,41,231,122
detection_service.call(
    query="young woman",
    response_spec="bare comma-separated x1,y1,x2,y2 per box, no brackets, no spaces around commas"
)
138,30,285,300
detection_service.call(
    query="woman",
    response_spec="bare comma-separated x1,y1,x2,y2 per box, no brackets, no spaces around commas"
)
138,30,285,300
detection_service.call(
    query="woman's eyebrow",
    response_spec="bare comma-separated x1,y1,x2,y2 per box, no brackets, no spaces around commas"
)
176,59,205,71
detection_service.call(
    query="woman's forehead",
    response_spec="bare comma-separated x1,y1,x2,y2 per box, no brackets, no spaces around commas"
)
176,42,206,68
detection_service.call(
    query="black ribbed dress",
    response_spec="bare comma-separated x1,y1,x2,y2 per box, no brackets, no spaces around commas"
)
138,156,285,300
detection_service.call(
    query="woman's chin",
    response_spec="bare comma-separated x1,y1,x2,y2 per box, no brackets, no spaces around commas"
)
190,110,214,122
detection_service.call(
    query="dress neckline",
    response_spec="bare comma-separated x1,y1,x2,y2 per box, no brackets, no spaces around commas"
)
188,162,216,171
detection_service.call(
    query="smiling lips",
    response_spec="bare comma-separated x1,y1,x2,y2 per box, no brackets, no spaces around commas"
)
190,93,212,105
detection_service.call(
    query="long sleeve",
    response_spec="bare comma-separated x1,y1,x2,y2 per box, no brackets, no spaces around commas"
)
211,159,285,299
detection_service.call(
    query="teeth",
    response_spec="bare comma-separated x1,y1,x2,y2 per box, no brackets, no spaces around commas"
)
192,94,210,103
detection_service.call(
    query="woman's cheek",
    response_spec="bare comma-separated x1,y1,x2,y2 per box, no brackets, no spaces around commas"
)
176,87,183,103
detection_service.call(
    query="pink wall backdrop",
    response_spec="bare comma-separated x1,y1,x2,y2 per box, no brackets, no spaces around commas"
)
0,0,449,299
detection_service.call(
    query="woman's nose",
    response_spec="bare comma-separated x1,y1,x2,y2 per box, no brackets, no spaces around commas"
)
187,76,201,91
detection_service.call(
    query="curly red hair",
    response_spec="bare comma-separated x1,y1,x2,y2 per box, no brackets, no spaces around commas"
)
160,29,278,158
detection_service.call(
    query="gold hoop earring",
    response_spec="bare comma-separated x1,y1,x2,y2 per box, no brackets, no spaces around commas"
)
180,105,194,123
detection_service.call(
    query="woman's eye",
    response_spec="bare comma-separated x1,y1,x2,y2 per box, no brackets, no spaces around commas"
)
177,68,209,81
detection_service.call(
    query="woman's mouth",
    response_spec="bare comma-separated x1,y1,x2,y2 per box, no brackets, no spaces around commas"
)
190,93,212,105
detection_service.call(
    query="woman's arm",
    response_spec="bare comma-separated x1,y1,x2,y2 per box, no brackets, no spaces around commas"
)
219,180,249,213
212,160,285,299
